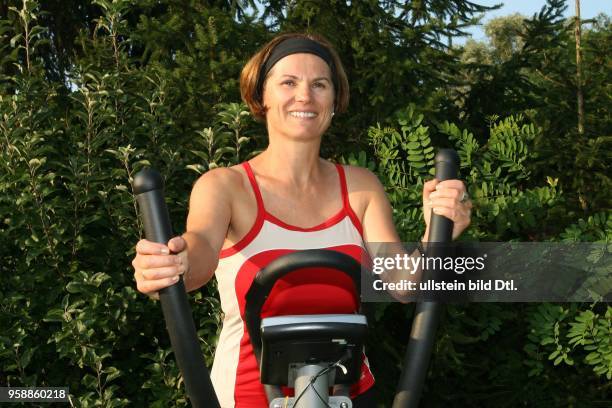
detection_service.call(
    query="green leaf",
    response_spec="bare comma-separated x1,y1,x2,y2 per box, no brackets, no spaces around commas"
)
43,309,65,322
104,366,122,383
19,347,35,369
10,34,23,48
66,282,86,294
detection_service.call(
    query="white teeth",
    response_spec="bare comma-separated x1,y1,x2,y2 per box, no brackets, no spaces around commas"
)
289,111,317,118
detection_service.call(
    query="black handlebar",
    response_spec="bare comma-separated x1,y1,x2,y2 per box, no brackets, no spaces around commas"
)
392,149,460,408
133,168,220,408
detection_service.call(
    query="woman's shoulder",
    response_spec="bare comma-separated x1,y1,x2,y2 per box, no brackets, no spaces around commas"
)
190,164,249,197
337,164,386,221
340,164,385,193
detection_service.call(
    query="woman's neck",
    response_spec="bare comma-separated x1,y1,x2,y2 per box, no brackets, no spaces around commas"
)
252,139,326,188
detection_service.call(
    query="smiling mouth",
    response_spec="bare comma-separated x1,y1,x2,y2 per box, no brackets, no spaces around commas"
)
288,111,318,118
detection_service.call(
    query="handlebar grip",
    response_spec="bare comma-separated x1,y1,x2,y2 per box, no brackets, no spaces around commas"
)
133,168,220,408
428,149,459,242
392,149,459,408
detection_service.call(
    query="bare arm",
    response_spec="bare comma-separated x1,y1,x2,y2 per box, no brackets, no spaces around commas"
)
181,168,237,291
133,167,238,297
355,167,421,301
350,167,471,301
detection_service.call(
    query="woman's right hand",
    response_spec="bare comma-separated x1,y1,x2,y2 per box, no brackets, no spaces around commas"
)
132,236,188,300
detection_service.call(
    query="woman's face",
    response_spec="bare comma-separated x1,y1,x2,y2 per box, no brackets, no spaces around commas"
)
262,53,335,141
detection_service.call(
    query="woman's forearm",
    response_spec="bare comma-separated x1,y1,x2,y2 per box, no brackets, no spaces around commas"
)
182,231,219,292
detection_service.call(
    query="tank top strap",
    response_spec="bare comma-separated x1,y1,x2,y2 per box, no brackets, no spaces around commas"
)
242,161,265,212
335,163,364,237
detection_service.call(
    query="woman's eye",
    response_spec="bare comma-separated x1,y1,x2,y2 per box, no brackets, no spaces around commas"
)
282,80,295,86
313,82,326,88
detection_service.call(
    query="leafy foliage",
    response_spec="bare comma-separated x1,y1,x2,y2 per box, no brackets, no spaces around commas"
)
363,108,611,405
456,0,611,214
0,1,249,405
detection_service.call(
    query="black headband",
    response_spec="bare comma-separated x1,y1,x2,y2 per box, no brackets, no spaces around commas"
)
255,38,337,102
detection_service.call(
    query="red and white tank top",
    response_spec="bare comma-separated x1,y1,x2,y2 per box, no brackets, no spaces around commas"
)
210,161,375,408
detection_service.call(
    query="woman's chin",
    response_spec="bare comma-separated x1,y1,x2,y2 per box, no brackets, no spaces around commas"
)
270,122,327,141
286,128,325,141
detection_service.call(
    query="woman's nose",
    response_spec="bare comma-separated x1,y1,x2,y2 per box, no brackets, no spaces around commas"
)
295,83,312,102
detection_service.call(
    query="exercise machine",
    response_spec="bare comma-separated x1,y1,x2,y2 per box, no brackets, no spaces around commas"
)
132,149,459,407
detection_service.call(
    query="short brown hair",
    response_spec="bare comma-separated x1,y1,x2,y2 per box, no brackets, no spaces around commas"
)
240,33,349,122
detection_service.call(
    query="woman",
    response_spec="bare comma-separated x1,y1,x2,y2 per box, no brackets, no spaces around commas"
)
132,33,472,407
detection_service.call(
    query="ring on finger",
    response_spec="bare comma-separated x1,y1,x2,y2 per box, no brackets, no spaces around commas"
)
460,191,469,203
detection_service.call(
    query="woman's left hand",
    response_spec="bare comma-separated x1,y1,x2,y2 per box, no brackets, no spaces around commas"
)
422,179,472,240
